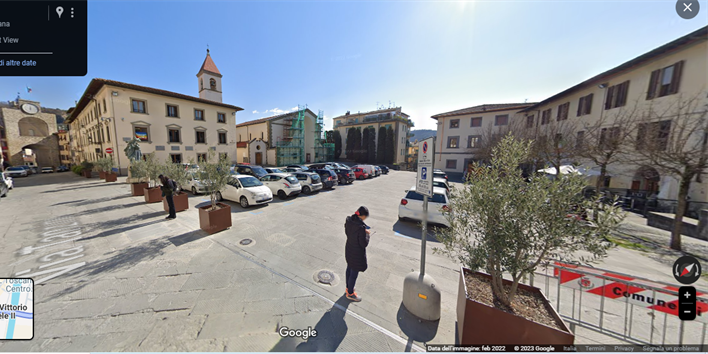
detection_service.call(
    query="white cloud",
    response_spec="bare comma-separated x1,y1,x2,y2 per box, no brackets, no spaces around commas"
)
290,106,298,111
252,110,259,114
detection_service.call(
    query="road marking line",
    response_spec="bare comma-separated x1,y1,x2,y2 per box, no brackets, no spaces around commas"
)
394,232,413,239
211,238,425,352
250,211,263,215
15,269,30,276
283,202,293,206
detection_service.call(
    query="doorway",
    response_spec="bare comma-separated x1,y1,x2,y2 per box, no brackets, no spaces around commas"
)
306,153,311,163
255,152,263,165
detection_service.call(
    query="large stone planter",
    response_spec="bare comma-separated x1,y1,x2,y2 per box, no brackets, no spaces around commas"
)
199,202,232,234
144,187,162,203
457,267,574,345
83,169,92,178
163,192,189,213
99,171,106,179
131,182,149,196
105,172,117,182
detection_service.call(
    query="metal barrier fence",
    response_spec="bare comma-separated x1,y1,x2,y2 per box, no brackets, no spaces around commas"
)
527,262,707,346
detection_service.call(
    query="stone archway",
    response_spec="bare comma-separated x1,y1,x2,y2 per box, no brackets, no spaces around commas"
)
631,166,661,192
21,143,59,168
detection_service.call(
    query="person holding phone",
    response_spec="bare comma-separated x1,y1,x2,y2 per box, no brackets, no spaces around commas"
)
344,206,370,302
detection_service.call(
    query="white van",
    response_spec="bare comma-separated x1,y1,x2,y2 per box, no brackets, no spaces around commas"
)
354,165,375,178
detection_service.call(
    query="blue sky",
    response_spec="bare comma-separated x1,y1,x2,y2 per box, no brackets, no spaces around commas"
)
2,0,706,130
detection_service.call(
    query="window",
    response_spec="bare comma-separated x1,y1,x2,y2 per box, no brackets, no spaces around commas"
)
526,115,534,128
166,104,179,117
134,126,149,141
447,136,459,148
106,126,110,142
636,120,671,151
28,129,35,136
468,135,481,148
576,131,585,149
647,61,684,99
446,159,457,169
449,119,460,128
131,99,146,113
599,127,620,149
541,109,551,125
495,115,508,126
218,132,227,144
195,131,206,144
219,153,228,161
577,94,593,116
556,102,570,121
170,154,182,164
210,78,217,89
197,153,207,162
470,117,482,127
605,81,630,110
217,112,226,123
168,129,181,143
194,109,204,121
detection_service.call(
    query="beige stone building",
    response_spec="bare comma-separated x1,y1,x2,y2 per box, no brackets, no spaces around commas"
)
235,108,332,166
431,103,534,173
0,99,62,169
66,50,243,174
332,107,414,165
432,26,708,207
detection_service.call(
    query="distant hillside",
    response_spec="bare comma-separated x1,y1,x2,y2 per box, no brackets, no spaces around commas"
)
409,129,436,142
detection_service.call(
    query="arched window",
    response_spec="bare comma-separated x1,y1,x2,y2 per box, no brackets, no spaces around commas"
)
18,117,49,137
210,78,216,90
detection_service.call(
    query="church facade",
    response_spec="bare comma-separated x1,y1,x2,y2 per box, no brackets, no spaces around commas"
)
66,50,243,174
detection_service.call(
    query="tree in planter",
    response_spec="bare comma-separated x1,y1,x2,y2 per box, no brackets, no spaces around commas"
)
377,127,387,164
161,158,190,192
81,160,94,172
199,150,232,211
333,130,342,159
626,94,708,251
435,134,624,309
129,159,147,182
144,154,161,188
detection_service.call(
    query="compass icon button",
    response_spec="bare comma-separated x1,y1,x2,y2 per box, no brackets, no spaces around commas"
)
673,256,702,284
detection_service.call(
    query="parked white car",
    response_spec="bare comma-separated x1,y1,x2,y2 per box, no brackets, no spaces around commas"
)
290,172,323,194
433,177,450,194
260,173,302,200
1,172,13,189
41,167,54,173
217,175,273,208
4,167,28,178
185,172,208,195
398,186,451,227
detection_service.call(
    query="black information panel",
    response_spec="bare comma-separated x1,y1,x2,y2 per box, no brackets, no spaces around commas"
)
0,0,87,76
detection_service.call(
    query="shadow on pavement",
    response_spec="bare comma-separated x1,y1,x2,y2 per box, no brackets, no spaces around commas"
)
41,182,121,193
270,295,351,352
78,211,166,241
392,220,441,243
168,230,209,246
397,302,439,350
10,173,84,188
51,194,133,207
56,201,147,219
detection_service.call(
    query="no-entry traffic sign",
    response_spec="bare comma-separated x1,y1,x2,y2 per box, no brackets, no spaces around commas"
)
105,148,113,154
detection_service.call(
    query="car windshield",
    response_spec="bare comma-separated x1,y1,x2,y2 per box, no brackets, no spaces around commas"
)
239,176,263,187
433,182,448,189
405,191,447,203
310,174,320,181
251,167,267,176
269,168,283,173
285,176,298,184
7,167,23,171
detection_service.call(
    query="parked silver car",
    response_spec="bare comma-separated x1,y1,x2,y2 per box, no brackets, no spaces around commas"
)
290,172,323,195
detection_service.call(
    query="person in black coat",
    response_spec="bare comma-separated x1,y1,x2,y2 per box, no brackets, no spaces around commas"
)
159,175,177,220
344,206,370,302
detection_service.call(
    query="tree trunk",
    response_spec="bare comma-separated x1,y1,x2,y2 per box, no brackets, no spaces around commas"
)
595,164,607,193
671,175,693,251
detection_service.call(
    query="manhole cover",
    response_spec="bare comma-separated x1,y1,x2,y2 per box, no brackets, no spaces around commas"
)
317,270,335,285
239,238,253,246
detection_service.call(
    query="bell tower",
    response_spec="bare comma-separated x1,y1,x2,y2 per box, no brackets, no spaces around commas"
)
197,48,223,103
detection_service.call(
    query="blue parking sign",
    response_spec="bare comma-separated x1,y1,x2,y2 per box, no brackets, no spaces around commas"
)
421,167,427,180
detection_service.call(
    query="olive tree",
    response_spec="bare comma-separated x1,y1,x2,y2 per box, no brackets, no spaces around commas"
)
435,135,624,309
161,158,190,192
199,150,232,210
144,154,161,188
129,159,147,182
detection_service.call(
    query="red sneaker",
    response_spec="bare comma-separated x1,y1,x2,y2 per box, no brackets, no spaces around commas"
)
346,291,362,302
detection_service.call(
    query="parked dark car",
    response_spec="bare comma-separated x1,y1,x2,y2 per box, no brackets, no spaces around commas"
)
333,168,355,184
378,165,389,174
57,165,70,172
314,169,338,189
308,163,334,170
287,165,311,172
233,165,268,178
373,166,382,177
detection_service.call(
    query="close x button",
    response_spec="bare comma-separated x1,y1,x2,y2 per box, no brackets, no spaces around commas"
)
679,286,696,321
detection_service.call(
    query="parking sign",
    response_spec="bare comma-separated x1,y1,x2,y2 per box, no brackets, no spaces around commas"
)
417,137,434,197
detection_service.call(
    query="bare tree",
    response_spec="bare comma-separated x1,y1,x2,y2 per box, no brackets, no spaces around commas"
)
576,100,640,192
527,117,579,177
627,92,708,251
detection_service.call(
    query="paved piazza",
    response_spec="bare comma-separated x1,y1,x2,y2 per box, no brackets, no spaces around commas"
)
0,171,704,351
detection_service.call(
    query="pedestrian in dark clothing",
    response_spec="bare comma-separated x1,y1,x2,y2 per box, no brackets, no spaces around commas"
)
344,206,370,302
159,174,177,220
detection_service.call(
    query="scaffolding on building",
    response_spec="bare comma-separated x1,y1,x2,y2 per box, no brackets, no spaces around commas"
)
276,105,306,166
314,110,334,162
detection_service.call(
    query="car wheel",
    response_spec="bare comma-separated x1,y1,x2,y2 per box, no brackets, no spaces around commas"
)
303,186,311,194
278,190,287,200
216,191,223,201
240,196,249,208
191,186,198,195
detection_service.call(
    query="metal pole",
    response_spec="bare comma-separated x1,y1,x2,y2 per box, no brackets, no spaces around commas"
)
421,195,428,277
